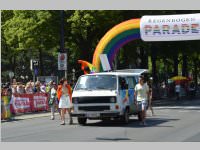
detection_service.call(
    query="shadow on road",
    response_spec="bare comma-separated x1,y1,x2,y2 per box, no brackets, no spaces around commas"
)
1,118,24,123
83,118,179,128
96,137,132,141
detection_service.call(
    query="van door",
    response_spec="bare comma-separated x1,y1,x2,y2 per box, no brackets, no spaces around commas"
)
118,76,136,112
126,76,137,114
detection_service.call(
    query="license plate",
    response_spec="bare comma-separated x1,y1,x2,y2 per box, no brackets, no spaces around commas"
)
87,113,100,118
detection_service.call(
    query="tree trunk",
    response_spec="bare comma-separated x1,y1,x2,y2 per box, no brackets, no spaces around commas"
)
113,54,118,70
151,46,158,84
12,55,16,75
140,48,148,69
182,54,188,77
39,48,43,76
173,54,178,76
163,57,168,82
123,48,129,69
193,58,198,90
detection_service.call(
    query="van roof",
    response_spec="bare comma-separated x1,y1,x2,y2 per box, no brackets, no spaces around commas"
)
81,69,148,77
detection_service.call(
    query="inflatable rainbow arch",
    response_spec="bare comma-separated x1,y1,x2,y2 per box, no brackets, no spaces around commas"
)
78,13,200,73
78,18,141,72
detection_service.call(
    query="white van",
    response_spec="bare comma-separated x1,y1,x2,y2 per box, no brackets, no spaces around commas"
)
71,69,148,125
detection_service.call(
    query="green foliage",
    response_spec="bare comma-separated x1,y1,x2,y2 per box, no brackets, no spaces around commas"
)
1,10,200,83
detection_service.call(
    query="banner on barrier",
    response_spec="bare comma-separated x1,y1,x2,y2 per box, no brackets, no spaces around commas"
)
10,93,49,114
11,94,32,113
140,13,200,41
33,93,48,111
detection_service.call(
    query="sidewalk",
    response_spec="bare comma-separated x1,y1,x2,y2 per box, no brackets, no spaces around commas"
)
14,112,59,120
153,94,200,107
1,111,59,122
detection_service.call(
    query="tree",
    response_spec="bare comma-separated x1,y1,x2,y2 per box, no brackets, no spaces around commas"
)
2,10,61,80
2,10,200,84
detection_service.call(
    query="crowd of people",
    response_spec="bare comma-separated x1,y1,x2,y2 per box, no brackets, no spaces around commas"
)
150,80,197,100
1,78,74,125
1,80,51,95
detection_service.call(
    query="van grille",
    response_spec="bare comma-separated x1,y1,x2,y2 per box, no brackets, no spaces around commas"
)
73,96,115,104
78,106,110,111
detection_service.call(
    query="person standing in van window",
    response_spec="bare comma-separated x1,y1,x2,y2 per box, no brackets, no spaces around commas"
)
134,75,149,126
120,78,127,90
57,78,73,125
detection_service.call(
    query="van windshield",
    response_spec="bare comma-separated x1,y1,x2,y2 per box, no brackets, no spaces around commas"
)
75,75,117,91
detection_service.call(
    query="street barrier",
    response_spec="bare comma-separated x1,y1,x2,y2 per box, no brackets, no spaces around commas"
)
10,93,33,114
32,93,49,112
10,93,49,115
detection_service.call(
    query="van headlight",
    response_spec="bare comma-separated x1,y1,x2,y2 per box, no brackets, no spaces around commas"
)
110,97,116,103
72,98,79,104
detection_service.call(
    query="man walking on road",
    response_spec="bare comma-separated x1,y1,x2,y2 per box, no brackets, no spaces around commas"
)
134,75,149,126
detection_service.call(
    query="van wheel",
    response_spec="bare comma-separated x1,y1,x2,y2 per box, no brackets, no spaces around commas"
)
122,109,129,124
78,117,87,125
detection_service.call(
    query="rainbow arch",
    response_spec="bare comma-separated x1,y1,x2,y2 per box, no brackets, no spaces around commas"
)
92,18,141,72
78,13,200,73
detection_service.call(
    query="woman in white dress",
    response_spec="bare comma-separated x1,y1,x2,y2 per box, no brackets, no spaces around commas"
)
58,78,73,125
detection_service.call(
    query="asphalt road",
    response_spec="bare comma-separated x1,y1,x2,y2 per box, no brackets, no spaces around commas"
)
2,97,200,142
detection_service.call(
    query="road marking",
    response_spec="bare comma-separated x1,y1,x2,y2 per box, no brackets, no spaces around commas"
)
155,106,200,110
178,110,190,113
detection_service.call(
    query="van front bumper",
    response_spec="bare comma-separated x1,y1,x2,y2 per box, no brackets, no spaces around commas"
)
71,111,120,119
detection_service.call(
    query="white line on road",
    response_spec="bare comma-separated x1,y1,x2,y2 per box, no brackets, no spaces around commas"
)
178,110,190,113
155,106,200,110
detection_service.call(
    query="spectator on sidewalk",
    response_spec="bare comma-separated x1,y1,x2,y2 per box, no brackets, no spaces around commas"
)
25,82,33,94
40,82,46,93
49,82,57,120
33,81,41,93
11,84,17,94
17,84,25,94
175,83,181,100
46,81,53,93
